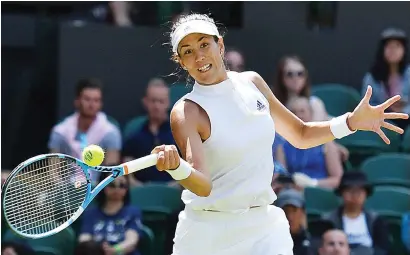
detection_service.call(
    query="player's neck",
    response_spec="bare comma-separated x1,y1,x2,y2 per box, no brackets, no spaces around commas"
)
103,200,124,215
78,115,96,132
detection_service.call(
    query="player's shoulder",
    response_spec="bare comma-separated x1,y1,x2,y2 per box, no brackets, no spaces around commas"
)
238,71,263,83
171,97,202,124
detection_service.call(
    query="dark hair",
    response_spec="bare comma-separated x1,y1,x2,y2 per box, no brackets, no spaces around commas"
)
75,78,103,98
96,172,130,209
369,37,408,93
272,56,311,104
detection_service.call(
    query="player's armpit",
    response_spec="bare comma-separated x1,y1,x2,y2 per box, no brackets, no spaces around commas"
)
170,100,212,197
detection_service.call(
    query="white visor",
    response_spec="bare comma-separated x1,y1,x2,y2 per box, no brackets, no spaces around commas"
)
171,20,220,53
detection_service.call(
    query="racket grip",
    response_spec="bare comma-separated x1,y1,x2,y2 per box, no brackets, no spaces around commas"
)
121,154,158,175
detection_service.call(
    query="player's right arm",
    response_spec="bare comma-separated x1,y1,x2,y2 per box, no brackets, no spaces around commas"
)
152,100,212,197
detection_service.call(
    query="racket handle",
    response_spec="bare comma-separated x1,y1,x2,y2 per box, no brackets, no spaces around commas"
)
121,154,158,175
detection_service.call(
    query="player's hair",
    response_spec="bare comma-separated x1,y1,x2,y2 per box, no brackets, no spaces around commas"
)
96,172,130,209
75,78,103,98
272,55,311,105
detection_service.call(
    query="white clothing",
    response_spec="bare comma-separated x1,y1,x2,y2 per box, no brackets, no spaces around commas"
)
343,213,373,247
181,71,277,212
172,205,293,255
172,72,292,255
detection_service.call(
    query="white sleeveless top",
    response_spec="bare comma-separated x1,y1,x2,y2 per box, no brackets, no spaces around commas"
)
181,71,277,213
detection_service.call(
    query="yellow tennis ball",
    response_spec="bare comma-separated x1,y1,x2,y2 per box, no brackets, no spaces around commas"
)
82,145,105,167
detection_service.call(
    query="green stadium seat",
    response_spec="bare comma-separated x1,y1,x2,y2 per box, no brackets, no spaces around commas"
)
32,246,62,255
403,126,410,152
311,84,361,117
337,130,401,167
360,153,410,188
3,227,76,255
138,224,156,255
304,187,341,217
365,186,410,220
386,218,409,255
170,84,191,106
123,115,148,140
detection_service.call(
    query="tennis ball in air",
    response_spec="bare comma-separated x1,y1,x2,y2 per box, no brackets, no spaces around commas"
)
82,145,105,166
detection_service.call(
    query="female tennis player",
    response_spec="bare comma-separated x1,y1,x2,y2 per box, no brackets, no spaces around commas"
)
151,13,408,255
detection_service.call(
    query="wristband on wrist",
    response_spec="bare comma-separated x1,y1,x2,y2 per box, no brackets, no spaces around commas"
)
330,113,357,139
113,245,123,255
166,160,194,180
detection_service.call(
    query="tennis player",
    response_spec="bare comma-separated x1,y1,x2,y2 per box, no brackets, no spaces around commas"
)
150,14,408,255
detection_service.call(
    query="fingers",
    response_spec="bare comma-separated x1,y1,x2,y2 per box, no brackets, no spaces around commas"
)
384,112,409,120
382,121,404,134
154,145,180,171
376,128,390,144
151,144,165,154
379,95,401,110
363,85,373,103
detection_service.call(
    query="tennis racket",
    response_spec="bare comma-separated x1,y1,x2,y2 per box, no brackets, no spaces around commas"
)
1,153,159,239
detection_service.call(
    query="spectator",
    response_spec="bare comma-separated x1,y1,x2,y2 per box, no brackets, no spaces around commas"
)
275,97,343,189
322,171,390,254
1,169,11,187
272,55,349,162
225,47,245,72
123,78,177,187
318,229,350,255
276,189,315,255
78,172,142,255
363,27,410,126
1,242,35,255
48,78,122,183
403,212,410,253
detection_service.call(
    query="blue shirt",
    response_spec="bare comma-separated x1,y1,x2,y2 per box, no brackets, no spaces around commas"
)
81,205,143,255
123,120,175,183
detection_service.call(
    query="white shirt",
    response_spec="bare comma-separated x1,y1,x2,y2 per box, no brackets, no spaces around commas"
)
180,71,277,212
342,213,373,247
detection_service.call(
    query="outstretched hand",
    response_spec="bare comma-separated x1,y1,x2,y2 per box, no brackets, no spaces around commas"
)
347,85,409,144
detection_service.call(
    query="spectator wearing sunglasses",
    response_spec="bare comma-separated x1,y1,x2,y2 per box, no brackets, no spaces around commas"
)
272,55,349,163
78,172,142,255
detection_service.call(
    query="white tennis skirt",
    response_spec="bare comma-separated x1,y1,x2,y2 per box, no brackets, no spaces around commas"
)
171,205,294,255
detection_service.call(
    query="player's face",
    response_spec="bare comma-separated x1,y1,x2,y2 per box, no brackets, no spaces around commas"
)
104,176,128,200
144,86,170,121
319,231,350,255
341,186,367,208
384,39,404,64
177,33,226,85
283,60,306,95
289,98,312,122
76,88,102,118
282,205,305,234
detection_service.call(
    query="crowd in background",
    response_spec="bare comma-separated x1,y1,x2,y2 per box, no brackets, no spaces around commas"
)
1,2,410,255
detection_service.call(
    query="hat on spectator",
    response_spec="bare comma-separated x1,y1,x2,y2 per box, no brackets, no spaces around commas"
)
335,171,373,196
276,188,305,208
381,27,407,43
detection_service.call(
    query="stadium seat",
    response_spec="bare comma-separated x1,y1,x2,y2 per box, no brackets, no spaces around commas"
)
403,126,410,152
32,246,62,255
3,227,76,255
311,84,361,117
360,153,410,188
386,218,409,255
304,187,341,217
170,83,191,106
337,129,401,167
123,115,148,140
139,224,156,255
365,186,410,220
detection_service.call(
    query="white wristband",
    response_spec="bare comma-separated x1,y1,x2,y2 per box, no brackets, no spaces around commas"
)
166,160,194,180
330,113,357,139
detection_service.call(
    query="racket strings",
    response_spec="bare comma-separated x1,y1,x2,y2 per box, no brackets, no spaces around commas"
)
3,157,88,235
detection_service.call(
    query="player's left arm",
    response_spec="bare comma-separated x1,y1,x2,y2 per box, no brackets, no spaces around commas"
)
243,71,408,149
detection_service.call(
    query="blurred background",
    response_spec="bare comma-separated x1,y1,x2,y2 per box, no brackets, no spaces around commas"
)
1,1,410,255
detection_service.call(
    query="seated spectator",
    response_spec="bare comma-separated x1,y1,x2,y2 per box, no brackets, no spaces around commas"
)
272,55,349,162
1,169,11,187
123,78,177,186
322,172,390,254
318,229,350,255
48,78,122,184
1,242,35,255
403,212,410,253
74,240,104,255
275,97,343,189
363,27,410,129
78,172,142,255
276,189,315,255
225,47,245,72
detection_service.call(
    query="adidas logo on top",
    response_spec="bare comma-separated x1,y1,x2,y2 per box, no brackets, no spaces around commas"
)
257,100,266,111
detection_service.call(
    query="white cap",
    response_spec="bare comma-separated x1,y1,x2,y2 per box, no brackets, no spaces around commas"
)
171,19,220,53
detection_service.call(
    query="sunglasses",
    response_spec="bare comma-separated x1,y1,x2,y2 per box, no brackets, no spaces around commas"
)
285,70,305,78
108,182,128,189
